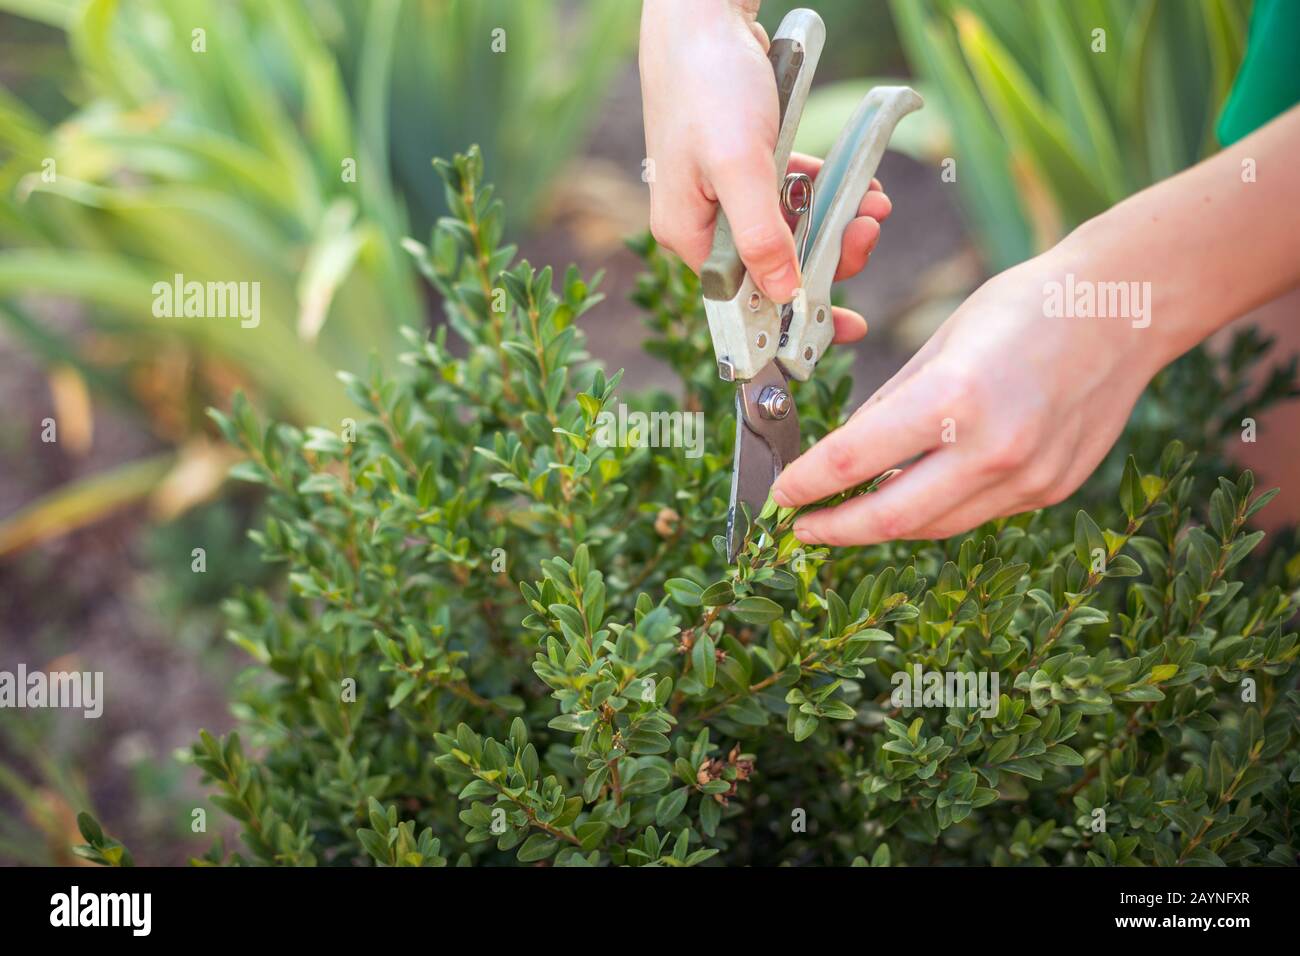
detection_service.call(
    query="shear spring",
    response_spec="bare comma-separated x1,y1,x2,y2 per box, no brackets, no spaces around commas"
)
780,172,815,267
777,172,815,347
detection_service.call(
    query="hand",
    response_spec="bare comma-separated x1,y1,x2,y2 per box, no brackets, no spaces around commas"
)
639,0,890,343
771,256,1168,545
773,104,1300,546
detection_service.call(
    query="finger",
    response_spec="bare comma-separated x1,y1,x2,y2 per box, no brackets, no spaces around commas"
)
830,306,867,344
897,439,1092,542
772,369,946,507
902,488,1025,542
707,152,801,302
859,188,892,223
834,216,881,281
792,450,992,546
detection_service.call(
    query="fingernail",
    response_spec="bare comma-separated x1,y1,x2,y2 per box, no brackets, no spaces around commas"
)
762,263,798,303
793,524,821,545
772,487,793,508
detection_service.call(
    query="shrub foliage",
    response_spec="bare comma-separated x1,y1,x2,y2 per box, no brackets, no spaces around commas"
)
184,149,1300,867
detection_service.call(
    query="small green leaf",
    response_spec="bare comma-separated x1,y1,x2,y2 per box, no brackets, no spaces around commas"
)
693,634,717,688
76,812,104,846
731,596,783,625
665,578,703,607
517,833,559,862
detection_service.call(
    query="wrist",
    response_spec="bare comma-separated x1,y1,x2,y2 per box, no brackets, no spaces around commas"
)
1047,211,1209,374
1046,108,1300,371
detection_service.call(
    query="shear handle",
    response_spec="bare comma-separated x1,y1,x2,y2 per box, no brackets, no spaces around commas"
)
777,85,924,382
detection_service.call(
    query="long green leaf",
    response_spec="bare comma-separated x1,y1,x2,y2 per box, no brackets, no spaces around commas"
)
1199,0,1247,151
955,10,1112,227
1039,1,1126,201
889,0,1031,269
0,0,77,27
0,453,175,556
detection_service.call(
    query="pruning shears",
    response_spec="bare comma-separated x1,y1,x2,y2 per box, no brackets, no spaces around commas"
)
701,8,923,560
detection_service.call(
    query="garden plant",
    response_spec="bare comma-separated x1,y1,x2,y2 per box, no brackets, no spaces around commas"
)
0,0,634,552
79,149,1300,867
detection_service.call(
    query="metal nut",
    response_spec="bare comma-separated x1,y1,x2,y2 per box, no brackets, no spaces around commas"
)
757,385,792,420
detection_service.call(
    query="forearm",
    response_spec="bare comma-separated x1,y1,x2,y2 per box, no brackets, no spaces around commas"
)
1052,104,1300,367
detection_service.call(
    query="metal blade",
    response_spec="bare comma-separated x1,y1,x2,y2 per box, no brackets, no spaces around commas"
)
726,414,779,562
725,363,800,561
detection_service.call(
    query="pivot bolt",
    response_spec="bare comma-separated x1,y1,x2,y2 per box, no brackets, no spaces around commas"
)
757,386,792,420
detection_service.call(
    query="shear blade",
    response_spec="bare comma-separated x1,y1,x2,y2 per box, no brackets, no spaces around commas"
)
725,364,800,561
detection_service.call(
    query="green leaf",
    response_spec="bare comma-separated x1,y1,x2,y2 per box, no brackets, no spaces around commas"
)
517,833,559,862
356,828,391,863
387,677,418,709
1119,456,1143,519
576,821,609,851
700,581,735,606
655,787,690,826
731,596,783,625
819,699,857,721
792,713,818,742
693,634,717,689
955,10,1112,225
548,713,592,734
76,812,104,846
665,578,703,607
1073,510,1106,570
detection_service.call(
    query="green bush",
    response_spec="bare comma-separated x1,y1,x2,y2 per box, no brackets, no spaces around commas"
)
181,150,1298,867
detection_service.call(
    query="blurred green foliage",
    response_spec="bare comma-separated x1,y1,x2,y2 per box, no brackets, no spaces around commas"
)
0,0,635,421
0,717,96,865
0,0,417,423
0,0,635,542
888,0,1249,269
330,0,638,234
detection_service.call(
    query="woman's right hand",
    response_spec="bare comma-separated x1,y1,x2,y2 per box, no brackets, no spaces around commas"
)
639,0,891,339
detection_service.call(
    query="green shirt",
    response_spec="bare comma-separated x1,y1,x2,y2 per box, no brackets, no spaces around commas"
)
1217,0,1300,144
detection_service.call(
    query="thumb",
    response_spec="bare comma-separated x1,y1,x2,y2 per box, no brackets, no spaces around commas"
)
708,152,800,303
